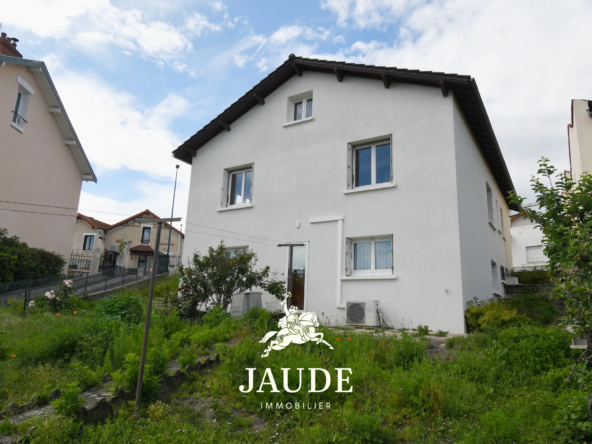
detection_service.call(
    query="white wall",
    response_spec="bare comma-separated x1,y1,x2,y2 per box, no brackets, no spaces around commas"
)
510,214,547,268
569,100,592,183
183,72,508,333
453,98,512,305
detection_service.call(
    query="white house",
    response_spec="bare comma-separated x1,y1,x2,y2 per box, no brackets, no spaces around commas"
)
510,214,547,269
174,56,516,333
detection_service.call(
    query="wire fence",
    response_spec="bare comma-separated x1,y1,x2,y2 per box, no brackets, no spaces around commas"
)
0,265,168,307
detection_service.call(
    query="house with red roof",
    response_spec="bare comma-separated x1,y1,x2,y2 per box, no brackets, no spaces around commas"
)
70,210,184,275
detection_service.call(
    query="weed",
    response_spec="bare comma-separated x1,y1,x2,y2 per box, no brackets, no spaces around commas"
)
51,382,83,417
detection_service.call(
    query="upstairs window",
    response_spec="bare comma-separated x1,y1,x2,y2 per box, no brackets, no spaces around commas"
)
286,91,313,125
499,208,505,234
486,183,494,222
228,168,253,206
11,76,35,132
83,234,95,250
491,260,498,287
141,227,151,244
352,141,392,188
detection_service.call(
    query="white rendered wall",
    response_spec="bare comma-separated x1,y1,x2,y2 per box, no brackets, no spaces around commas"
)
183,72,506,333
569,100,592,183
453,98,512,305
510,215,547,268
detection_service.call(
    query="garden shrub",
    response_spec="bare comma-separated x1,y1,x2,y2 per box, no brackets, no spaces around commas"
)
96,292,143,324
147,400,171,422
0,228,66,281
503,290,559,326
486,326,571,381
69,362,100,390
202,305,230,328
465,298,530,332
348,413,392,443
111,353,161,403
51,382,84,417
554,391,592,442
178,347,198,369
242,306,273,330
510,267,552,285
0,419,15,437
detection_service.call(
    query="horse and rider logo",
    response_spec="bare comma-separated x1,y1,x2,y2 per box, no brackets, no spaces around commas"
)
259,293,334,357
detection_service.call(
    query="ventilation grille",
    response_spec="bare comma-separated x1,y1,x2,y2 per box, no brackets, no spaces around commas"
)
346,302,366,324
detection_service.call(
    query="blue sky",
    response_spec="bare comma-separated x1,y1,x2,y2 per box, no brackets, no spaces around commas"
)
3,0,592,230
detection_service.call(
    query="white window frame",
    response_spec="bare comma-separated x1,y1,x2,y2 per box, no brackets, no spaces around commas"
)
11,76,35,132
226,167,253,207
225,246,249,259
349,137,393,190
286,91,313,125
486,183,494,226
82,233,95,251
499,207,504,234
346,235,393,276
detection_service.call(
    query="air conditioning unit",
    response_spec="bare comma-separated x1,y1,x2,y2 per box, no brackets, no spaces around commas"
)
345,300,380,326
231,291,262,317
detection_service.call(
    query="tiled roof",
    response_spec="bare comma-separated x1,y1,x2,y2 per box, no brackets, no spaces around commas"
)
173,54,518,211
77,213,110,230
129,244,154,253
107,209,184,237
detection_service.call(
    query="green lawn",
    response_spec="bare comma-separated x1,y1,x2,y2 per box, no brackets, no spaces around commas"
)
0,281,589,443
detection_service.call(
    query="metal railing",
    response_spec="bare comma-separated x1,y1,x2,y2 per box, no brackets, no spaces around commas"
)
0,262,170,307
12,111,26,127
69,252,92,271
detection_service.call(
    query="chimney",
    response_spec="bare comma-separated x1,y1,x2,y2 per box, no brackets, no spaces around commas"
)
0,32,23,58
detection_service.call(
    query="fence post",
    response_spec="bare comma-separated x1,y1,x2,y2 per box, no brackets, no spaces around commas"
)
23,289,28,316
84,273,89,294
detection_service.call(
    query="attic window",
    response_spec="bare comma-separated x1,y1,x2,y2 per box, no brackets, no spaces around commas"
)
11,76,34,132
285,91,313,126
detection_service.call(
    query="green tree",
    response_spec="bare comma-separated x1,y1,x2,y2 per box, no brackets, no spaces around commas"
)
177,242,283,320
509,158,592,419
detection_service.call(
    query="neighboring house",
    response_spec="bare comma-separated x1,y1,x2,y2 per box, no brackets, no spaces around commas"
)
68,210,184,275
568,99,592,183
173,55,516,333
0,33,96,271
510,213,547,269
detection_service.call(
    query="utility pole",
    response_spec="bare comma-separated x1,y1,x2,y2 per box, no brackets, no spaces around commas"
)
165,165,180,270
133,217,181,418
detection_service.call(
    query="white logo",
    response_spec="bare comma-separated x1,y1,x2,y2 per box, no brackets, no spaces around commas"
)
259,293,334,357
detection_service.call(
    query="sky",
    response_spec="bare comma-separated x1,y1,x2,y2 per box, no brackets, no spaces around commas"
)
2,0,591,231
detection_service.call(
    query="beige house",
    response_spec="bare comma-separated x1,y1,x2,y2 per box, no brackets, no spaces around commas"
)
568,99,592,183
0,33,96,271
69,210,184,275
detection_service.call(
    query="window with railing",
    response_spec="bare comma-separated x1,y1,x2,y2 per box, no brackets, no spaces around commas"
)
11,76,34,132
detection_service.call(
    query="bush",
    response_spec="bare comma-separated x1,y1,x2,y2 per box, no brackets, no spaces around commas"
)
51,382,84,417
147,400,171,422
554,391,592,442
0,419,16,437
111,353,161,403
0,228,66,281
96,293,143,324
510,268,552,285
503,291,559,326
202,305,230,328
465,298,530,332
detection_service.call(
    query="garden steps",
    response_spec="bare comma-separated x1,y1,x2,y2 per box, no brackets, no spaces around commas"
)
2,352,221,430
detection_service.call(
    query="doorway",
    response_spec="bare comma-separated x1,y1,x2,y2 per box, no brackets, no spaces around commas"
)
138,255,148,274
287,245,306,310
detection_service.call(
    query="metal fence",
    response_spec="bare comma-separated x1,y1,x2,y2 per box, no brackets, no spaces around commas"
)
0,263,169,307
69,252,92,271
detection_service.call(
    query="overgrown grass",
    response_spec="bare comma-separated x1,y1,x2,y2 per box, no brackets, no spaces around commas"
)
0,282,589,443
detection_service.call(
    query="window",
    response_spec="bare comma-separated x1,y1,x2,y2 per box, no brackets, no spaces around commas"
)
499,208,504,234
141,227,151,244
83,235,95,250
294,98,313,121
225,247,248,259
11,76,34,132
486,183,494,222
346,236,393,275
228,168,252,206
526,245,545,264
491,260,498,287
286,91,313,124
351,141,392,188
